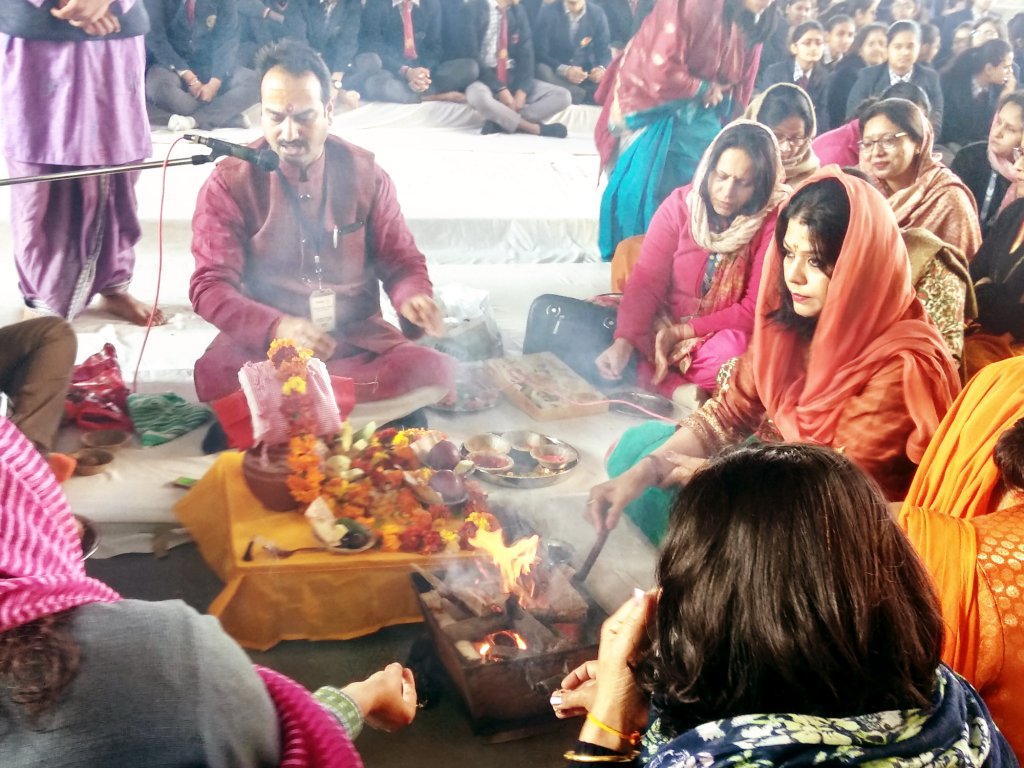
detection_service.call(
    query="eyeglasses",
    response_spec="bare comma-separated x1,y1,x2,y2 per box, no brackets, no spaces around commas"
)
776,135,810,150
856,132,908,154
1014,147,1024,163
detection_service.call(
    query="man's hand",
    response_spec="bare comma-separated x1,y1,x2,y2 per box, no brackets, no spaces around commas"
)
404,67,431,93
197,77,222,103
400,295,444,337
81,10,120,34
497,87,516,110
589,66,605,84
273,315,337,359
51,0,113,25
342,663,418,732
514,89,527,111
564,65,587,85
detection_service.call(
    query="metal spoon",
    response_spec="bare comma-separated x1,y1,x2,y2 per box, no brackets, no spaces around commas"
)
242,536,328,561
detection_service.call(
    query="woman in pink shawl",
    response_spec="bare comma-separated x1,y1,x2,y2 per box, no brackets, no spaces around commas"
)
0,417,415,767
596,0,778,259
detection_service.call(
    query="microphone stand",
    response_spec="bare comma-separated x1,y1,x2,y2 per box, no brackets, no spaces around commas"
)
0,153,218,187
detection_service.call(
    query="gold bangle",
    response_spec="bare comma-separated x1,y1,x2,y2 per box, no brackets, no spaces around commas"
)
585,712,641,746
563,750,639,763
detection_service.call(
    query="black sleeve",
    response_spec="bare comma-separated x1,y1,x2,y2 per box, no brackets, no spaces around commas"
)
510,5,534,94
534,5,560,70
845,67,872,122
591,5,611,68
210,0,242,82
922,67,943,138
144,0,191,71
326,0,362,73
419,0,442,70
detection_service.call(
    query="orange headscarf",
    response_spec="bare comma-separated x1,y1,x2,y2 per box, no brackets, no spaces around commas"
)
902,357,1024,520
751,167,961,461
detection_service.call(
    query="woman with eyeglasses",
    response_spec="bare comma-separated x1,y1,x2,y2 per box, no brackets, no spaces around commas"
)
940,39,1016,149
744,82,820,184
951,91,1024,235
859,97,982,260
962,134,1024,375
589,169,960,543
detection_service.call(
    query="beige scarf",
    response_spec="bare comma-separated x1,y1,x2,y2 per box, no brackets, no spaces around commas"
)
744,83,821,186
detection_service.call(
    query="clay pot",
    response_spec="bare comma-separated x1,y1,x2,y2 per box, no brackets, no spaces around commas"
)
242,444,301,512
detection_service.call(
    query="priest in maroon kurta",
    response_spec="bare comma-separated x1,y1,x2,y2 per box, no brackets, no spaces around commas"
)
189,40,455,403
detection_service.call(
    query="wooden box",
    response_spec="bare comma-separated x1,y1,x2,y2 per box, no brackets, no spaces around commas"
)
485,353,608,421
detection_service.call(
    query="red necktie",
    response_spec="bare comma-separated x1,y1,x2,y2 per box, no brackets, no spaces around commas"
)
401,1,418,60
185,0,196,24
496,8,509,85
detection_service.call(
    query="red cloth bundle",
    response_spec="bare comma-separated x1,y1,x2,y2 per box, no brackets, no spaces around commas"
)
64,343,134,431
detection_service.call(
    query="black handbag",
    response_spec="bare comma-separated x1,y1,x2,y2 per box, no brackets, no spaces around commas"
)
522,294,624,386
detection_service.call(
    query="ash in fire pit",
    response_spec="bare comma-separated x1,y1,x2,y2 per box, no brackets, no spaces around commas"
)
411,524,605,736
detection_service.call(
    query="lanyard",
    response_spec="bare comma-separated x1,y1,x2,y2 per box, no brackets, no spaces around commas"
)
278,168,330,287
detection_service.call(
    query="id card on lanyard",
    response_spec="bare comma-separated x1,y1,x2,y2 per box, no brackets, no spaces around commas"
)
280,169,337,331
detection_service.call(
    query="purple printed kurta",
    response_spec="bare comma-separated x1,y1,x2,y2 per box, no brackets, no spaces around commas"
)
1,1,151,317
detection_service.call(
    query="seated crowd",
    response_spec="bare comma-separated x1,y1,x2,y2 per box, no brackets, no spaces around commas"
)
6,0,1024,766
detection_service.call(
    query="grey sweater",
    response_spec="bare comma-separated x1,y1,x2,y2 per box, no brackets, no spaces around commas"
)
0,599,280,768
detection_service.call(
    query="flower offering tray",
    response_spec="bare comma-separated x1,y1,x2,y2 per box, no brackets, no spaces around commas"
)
462,431,579,489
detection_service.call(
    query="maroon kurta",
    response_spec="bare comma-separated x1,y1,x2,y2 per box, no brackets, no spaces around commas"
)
190,136,454,402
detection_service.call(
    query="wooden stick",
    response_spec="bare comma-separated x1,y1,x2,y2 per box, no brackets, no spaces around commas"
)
573,529,610,584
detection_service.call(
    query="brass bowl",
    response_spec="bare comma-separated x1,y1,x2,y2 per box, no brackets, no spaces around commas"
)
81,429,130,451
72,449,114,477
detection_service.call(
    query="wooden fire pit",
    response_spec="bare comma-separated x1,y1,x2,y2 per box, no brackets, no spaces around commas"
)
411,556,604,738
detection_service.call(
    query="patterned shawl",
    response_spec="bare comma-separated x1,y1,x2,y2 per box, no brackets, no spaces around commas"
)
0,417,119,633
751,167,960,461
638,666,1014,768
687,120,790,316
743,83,821,186
869,119,983,261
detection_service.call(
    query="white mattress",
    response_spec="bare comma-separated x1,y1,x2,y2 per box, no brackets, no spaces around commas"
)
0,101,663,590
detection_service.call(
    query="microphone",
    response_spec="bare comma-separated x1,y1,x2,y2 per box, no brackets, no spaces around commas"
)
183,134,280,172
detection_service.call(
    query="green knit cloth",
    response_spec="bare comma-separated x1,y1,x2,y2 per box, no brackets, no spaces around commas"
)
126,393,212,447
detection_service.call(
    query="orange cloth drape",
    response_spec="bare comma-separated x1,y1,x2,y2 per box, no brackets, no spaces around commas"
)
174,452,474,650
902,357,1024,520
751,167,960,463
610,235,644,292
899,356,1024,756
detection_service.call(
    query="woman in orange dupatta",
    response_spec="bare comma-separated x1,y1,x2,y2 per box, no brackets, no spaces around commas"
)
592,167,961,543
899,356,1024,756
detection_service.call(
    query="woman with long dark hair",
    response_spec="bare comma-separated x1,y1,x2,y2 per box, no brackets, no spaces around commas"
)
590,169,960,543
559,443,1015,767
940,39,1015,148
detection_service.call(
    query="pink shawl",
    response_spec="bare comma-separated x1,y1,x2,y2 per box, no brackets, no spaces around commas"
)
0,417,119,633
256,666,365,768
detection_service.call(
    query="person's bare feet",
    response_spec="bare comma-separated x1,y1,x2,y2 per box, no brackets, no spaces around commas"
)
98,293,167,326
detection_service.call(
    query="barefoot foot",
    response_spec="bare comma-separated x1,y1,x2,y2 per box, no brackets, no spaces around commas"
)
98,293,167,326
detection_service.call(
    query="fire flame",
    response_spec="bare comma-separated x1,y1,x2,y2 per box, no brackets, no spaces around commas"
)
476,630,528,658
468,526,539,594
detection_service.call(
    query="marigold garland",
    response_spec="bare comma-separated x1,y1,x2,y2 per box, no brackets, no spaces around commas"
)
267,339,493,555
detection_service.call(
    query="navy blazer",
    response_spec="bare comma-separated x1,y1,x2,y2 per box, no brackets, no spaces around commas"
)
592,0,652,50
359,0,442,73
144,0,241,82
844,62,944,136
307,0,363,74
534,1,611,73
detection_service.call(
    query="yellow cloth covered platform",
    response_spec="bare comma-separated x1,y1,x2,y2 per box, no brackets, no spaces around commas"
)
174,452,472,650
